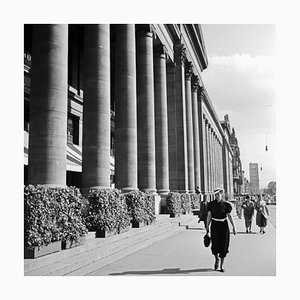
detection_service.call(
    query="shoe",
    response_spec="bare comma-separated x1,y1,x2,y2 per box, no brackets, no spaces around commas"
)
220,267,225,273
214,258,219,270
246,229,249,233
263,231,265,234
198,219,200,223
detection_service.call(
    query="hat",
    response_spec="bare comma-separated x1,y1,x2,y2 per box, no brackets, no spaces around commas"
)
213,188,224,194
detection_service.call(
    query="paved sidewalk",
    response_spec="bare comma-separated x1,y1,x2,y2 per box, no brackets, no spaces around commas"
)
80,210,276,276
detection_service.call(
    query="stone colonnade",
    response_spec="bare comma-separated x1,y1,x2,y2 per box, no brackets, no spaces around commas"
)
201,114,224,200
28,24,224,201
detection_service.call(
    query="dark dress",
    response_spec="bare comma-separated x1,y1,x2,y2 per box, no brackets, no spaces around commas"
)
207,200,232,258
199,200,208,222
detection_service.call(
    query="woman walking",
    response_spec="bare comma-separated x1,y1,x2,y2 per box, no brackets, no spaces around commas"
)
255,194,269,234
241,195,255,233
206,188,236,272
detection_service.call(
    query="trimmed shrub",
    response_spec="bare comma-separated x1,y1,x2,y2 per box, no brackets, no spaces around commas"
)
144,193,156,223
24,185,87,250
55,186,88,245
166,192,182,216
85,189,131,232
124,190,147,223
181,193,192,214
190,193,201,210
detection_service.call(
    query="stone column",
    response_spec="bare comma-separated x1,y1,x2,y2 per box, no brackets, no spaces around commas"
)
208,125,213,198
212,132,216,189
114,24,138,192
28,24,68,187
192,75,201,190
185,61,195,193
198,94,206,196
204,120,209,199
167,62,177,191
136,28,156,193
82,25,110,194
154,46,169,195
174,43,188,192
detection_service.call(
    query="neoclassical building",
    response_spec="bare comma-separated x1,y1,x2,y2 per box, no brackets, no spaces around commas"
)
24,24,234,210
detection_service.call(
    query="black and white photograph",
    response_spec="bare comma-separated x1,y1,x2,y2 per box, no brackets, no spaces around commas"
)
1,0,299,299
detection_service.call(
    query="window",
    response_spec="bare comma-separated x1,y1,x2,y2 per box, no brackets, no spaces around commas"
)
67,114,79,145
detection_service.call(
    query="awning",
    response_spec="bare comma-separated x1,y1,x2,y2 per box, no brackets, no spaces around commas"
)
24,131,115,173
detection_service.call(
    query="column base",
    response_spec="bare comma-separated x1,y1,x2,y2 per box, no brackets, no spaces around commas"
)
188,189,195,193
153,194,162,215
121,187,139,193
143,188,157,195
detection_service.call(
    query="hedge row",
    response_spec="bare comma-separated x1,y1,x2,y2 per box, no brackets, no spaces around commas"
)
166,192,198,216
24,186,156,249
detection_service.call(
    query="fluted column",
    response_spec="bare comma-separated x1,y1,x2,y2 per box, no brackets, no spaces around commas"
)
82,25,110,194
192,75,201,190
198,94,206,196
154,47,169,195
208,125,213,197
28,25,68,187
212,132,216,189
174,44,188,192
136,28,156,193
167,62,177,191
114,24,138,192
185,61,195,193
205,121,210,196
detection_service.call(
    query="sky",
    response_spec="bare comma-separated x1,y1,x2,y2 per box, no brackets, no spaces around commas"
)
201,24,276,189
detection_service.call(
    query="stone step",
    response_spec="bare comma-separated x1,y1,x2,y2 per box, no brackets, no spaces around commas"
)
25,221,180,276
24,215,172,273
24,214,197,276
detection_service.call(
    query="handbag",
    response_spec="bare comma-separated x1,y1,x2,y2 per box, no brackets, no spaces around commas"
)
203,233,211,247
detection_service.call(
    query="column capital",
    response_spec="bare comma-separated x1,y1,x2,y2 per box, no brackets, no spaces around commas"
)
192,74,200,91
174,43,186,65
185,61,193,80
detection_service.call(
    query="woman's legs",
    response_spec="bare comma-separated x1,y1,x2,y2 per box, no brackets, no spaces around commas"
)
220,257,225,272
214,254,219,270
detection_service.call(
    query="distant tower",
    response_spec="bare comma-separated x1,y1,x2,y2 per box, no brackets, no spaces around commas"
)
249,163,260,194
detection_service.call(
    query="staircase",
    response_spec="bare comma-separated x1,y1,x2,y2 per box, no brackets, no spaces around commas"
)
24,214,199,276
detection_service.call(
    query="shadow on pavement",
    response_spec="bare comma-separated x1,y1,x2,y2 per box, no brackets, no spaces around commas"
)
109,267,214,276
187,227,205,230
236,231,258,235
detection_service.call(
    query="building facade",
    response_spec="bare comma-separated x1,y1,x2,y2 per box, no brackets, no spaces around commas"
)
229,127,243,196
249,163,260,194
24,24,235,210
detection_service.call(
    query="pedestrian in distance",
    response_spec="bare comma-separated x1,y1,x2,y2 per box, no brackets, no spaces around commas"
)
235,196,243,219
255,194,269,234
241,195,255,233
206,188,236,272
198,194,209,230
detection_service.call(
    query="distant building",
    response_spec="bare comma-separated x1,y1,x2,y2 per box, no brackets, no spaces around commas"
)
242,176,250,194
229,127,243,195
249,163,260,194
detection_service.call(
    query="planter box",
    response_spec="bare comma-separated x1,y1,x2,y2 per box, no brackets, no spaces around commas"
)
24,240,61,259
147,218,156,225
131,220,147,228
118,226,130,234
95,228,117,238
61,235,86,250
169,213,180,218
